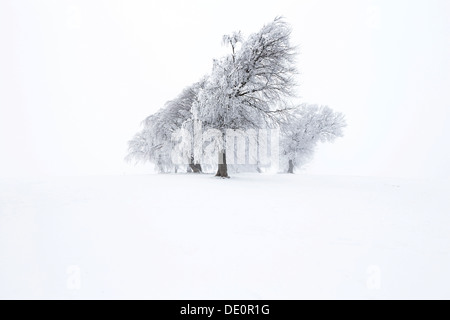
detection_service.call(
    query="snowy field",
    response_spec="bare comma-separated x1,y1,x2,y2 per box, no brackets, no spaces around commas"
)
0,173,449,299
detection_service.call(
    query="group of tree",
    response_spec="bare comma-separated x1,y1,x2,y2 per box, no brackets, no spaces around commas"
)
127,18,346,177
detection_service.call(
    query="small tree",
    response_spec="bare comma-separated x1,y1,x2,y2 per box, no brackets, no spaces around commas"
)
126,81,205,172
280,104,346,173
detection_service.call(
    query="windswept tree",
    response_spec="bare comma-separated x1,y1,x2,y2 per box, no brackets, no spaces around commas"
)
280,104,346,173
127,18,346,177
195,17,297,177
126,80,205,172
126,112,175,173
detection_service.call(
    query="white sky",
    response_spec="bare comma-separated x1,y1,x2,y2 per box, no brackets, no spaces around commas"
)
1,0,449,179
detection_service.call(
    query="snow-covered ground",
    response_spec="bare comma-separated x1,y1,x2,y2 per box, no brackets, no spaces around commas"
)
0,173,449,299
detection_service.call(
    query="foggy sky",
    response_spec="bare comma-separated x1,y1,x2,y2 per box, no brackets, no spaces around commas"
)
1,0,449,179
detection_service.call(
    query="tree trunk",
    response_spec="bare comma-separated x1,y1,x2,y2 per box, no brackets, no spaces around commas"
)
189,155,202,173
189,163,202,173
216,150,229,178
287,160,294,174
256,161,262,173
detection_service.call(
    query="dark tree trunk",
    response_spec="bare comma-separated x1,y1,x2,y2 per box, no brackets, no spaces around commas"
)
287,160,294,174
189,163,202,173
189,155,202,173
216,151,229,178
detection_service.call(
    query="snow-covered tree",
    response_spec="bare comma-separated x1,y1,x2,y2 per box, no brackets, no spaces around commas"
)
280,104,346,173
126,80,205,173
126,113,174,173
127,18,347,177
195,17,297,177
